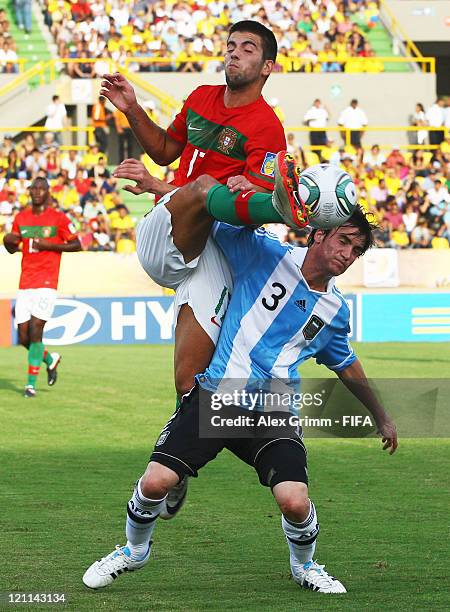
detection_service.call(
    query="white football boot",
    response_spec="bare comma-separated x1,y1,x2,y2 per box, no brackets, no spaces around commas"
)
82,544,151,589
291,558,347,593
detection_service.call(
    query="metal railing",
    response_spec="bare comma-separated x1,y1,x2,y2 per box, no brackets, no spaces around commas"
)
285,125,449,150
379,0,423,60
275,55,434,73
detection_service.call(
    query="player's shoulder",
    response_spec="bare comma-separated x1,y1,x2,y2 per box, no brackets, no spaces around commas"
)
187,84,224,103
14,207,29,221
253,226,292,253
247,97,285,140
331,286,351,319
49,207,71,223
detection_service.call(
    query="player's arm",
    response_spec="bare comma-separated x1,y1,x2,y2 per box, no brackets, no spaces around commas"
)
32,237,82,253
3,232,21,254
113,159,174,196
337,359,398,455
100,73,183,166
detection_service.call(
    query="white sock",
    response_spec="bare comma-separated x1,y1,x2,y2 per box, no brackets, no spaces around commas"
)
282,501,319,565
125,478,166,560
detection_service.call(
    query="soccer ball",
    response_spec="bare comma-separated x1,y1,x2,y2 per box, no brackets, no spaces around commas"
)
298,164,357,229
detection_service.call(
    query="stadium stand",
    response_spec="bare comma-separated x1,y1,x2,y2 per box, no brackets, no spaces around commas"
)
39,0,400,75
3,1,51,71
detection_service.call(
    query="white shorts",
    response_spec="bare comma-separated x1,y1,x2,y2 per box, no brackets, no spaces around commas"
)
136,194,233,344
15,288,58,325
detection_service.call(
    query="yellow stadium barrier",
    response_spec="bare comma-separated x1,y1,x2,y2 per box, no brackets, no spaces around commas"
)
285,126,449,150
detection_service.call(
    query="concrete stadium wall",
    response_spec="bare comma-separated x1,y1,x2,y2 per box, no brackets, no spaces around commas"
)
0,251,163,299
387,0,450,41
1,249,449,298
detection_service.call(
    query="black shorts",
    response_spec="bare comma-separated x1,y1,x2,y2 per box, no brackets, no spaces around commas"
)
150,385,308,489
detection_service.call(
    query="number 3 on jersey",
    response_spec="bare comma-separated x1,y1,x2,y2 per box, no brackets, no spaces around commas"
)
186,148,206,178
262,282,287,311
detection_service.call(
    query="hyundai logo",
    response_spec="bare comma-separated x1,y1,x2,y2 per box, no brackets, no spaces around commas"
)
43,299,101,345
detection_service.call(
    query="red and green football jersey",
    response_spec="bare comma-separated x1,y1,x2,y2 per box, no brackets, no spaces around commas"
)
167,85,286,191
12,206,78,290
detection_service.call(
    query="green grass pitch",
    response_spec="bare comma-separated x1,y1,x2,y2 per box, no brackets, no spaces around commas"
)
1,343,449,611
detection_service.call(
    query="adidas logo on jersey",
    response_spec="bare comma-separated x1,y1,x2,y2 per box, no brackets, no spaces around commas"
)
295,299,306,312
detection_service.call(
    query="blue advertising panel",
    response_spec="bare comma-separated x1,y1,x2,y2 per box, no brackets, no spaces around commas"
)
9,294,359,346
11,297,175,345
9,292,448,345
361,293,450,342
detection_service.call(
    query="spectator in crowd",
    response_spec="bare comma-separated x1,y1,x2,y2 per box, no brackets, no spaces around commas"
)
303,99,329,149
110,204,136,252
286,132,298,157
410,218,432,248
72,50,95,78
44,96,67,144
383,200,404,230
410,150,429,177
338,98,368,148
363,144,385,168
386,146,406,169
391,223,409,249
373,218,395,248
114,110,135,162
427,179,450,207
15,0,32,34
0,38,19,73
431,225,450,250
91,97,112,153
402,203,418,240
426,99,445,146
410,103,428,146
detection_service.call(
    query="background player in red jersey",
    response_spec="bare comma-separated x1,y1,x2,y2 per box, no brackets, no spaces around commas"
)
100,20,286,516
3,177,81,398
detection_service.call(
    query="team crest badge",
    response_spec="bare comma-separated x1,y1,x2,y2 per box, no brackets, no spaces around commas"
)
261,152,277,177
217,127,237,154
43,226,52,238
302,315,325,341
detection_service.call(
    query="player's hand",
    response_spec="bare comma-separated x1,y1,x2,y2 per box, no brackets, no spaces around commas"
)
3,233,21,248
376,416,398,455
100,73,138,114
32,238,54,251
226,175,255,194
113,159,167,196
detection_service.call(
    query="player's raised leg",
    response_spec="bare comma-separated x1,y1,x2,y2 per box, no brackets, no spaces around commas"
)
82,461,179,589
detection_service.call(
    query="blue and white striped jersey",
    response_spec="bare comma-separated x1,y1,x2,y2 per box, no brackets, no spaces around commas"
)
198,223,356,394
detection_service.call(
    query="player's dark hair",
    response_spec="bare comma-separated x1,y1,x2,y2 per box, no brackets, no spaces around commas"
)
32,176,50,189
228,21,278,62
307,204,377,255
